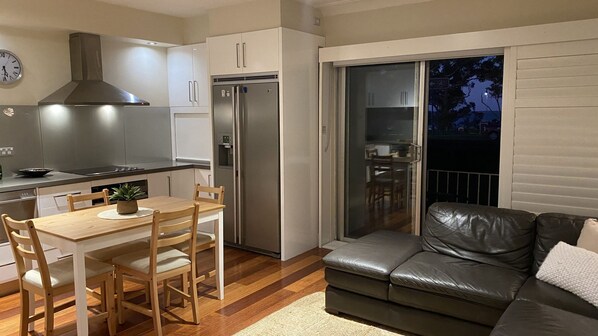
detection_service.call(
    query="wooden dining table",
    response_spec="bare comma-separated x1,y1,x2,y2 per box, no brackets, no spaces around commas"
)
30,196,225,336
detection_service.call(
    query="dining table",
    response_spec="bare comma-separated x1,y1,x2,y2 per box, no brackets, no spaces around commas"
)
30,196,225,336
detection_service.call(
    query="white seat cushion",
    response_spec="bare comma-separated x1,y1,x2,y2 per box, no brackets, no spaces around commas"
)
23,257,113,289
86,239,150,262
167,231,215,252
112,247,191,274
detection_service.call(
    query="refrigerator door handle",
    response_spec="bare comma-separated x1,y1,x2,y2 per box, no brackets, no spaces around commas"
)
234,85,243,245
232,86,238,244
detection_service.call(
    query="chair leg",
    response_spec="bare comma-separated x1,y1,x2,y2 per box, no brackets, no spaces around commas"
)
181,274,188,308
189,271,200,325
115,268,125,325
19,288,30,336
149,279,163,336
213,246,219,298
100,281,107,313
164,279,171,308
104,275,117,336
44,293,55,336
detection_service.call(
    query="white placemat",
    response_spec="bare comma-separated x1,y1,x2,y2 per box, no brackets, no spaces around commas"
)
97,207,154,220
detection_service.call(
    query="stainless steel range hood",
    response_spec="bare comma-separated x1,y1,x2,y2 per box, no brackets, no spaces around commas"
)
39,33,149,106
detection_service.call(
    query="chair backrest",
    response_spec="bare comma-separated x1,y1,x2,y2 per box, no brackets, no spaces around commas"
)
149,204,200,274
1,214,51,290
67,189,110,212
194,184,225,205
370,155,394,179
366,148,379,158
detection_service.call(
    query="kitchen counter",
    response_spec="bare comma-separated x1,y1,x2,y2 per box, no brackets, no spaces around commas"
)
0,160,210,193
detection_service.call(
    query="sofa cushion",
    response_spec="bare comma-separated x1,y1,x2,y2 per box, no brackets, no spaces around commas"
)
516,277,598,319
325,268,390,301
389,284,504,326
536,241,598,307
323,230,421,281
577,218,598,254
490,300,598,336
390,252,528,309
532,212,585,274
423,203,536,273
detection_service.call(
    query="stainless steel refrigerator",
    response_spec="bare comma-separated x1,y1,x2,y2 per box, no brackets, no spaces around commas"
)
212,79,280,257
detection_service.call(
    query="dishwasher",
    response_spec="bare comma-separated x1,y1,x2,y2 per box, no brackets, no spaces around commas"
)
0,189,37,269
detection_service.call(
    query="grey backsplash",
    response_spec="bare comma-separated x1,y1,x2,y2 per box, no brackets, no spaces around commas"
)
0,105,171,176
0,106,44,175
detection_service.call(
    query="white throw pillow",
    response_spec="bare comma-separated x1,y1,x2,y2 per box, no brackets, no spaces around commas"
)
536,241,598,308
577,218,598,254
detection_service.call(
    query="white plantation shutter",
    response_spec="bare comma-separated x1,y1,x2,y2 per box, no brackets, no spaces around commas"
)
511,39,598,216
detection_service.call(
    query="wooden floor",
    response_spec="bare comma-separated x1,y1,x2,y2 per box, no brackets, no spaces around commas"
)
0,247,330,336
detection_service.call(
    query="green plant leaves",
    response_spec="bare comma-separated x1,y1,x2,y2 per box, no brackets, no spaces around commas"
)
109,183,146,201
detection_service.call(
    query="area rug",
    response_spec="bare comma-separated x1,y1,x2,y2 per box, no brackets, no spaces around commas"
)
234,292,406,335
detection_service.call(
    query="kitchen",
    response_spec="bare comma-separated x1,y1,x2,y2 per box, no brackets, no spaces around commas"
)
0,1,323,334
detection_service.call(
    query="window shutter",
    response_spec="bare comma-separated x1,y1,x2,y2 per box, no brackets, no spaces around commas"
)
512,39,598,216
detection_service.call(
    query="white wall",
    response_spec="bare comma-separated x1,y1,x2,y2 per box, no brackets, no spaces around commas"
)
0,0,184,44
0,27,69,105
0,27,170,106
102,37,170,107
322,0,598,46
318,19,598,245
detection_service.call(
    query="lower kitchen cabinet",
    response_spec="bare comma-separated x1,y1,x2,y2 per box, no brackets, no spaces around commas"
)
195,168,212,186
37,182,92,217
147,171,171,197
147,168,196,199
171,169,196,199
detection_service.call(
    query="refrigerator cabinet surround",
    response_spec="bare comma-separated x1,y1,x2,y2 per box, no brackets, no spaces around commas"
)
213,81,281,257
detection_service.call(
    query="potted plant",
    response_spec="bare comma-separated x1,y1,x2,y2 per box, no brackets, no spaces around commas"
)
110,183,146,214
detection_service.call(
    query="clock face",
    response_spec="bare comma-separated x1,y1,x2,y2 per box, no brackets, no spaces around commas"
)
0,50,23,85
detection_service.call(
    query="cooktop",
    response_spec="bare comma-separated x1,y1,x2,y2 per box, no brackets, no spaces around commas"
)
64,165,145,177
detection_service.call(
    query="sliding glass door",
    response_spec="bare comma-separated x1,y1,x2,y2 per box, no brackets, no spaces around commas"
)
343,62,423,239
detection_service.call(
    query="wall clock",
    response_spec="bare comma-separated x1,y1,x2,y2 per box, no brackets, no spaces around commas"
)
0,49,23,85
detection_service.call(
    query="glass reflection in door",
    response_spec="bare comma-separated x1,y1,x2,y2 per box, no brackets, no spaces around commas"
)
344,62,421,239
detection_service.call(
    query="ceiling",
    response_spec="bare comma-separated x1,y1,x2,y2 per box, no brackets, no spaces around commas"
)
95,0,431,18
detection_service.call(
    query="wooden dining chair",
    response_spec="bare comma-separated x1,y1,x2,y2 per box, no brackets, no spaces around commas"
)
167,184,224,302
66,188,110,212
1,214,116,336
112,204,201,336
67,189,150,305
67,189,149,262
190,185,224,292
369,155,405,209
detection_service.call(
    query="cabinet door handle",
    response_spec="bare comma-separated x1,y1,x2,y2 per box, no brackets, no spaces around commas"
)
236,43,241,68
242,42,247,68
0,196,37,205
188,81,193,102
208,174,212,187
53,192,80,200
193,80,199,103
167,175,172,197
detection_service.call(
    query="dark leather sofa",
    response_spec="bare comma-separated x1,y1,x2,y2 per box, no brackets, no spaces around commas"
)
323,203,598,336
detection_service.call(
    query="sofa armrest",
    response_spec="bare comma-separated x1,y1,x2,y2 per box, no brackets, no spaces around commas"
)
323,230,422,281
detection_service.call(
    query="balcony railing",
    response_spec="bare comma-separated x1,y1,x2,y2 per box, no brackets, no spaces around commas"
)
426,169,499,208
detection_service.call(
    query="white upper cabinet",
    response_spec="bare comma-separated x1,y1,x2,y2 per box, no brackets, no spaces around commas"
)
208,28,279,76
168,43,209,107
365,66,417,107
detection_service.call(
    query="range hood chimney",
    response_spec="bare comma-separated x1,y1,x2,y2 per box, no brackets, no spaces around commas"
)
39,33,149,106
